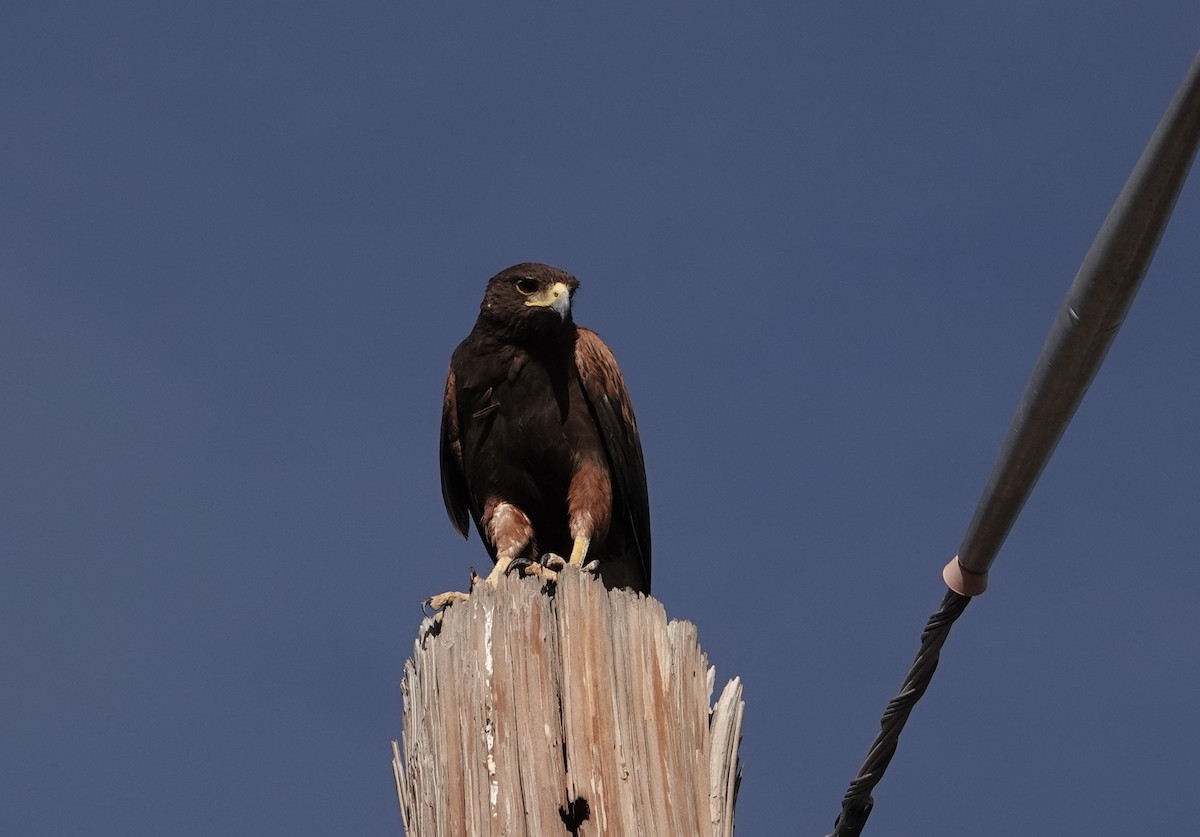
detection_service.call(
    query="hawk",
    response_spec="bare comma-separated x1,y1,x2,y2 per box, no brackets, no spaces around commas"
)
430,263,650,607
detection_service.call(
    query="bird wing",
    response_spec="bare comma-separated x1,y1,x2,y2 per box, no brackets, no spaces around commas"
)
574,327,651,587
439,364,472,538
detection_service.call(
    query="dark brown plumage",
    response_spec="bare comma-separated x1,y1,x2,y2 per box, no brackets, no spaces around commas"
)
439,263,651,595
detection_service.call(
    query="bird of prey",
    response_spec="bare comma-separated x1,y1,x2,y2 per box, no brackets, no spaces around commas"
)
429,263,650,608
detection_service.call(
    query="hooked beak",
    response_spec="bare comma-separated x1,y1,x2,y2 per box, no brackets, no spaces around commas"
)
523,281,571,321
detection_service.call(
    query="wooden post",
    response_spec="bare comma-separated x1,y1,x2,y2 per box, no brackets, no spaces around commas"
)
393,566,744,836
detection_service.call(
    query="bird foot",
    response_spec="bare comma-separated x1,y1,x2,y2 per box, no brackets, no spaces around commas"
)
523,554,600,582
425,554,589,613
423,567,485,613
424,590,471,613
505,554,561,580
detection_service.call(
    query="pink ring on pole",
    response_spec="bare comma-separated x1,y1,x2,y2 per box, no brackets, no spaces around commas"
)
942,556,988,596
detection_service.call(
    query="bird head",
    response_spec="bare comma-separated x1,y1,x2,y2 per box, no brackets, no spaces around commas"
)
478,263,580,339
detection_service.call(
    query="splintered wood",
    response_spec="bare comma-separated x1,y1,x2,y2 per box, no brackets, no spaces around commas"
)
394,568,744,837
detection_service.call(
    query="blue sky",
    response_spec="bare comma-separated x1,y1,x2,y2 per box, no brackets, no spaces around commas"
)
3,3,1198,835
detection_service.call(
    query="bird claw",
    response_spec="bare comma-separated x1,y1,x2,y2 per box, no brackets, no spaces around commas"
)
581,559,600,575
499,553,565,582
506,556,537,576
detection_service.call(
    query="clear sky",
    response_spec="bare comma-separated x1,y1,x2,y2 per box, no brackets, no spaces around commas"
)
3,3,1198,835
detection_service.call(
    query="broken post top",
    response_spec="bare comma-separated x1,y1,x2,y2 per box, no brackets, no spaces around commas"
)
395,567,744,837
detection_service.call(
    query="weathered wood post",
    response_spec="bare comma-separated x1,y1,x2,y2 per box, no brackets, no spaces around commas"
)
393,566,744,836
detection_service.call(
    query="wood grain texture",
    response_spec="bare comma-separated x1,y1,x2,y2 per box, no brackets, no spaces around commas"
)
394,567,744,836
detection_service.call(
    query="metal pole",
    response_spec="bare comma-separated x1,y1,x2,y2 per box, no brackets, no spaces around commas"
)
830,47,1200,837
944,48,1200,596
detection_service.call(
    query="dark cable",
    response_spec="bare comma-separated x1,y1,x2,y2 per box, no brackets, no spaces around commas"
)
826,590,970,837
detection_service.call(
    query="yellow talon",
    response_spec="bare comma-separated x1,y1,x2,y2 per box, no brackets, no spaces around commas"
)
568,537,591,567
485,556,514,586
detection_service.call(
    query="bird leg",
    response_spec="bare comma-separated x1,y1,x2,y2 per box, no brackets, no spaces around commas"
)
424,501,540,611
486,554,517,583
566,540,601,576
566,461,610,576
567,537,591,567
482,500,540,582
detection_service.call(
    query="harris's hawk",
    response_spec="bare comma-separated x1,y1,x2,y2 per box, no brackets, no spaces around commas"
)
430,263,650,607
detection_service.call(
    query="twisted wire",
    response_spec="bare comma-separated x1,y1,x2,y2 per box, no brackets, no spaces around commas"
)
827,590,971,837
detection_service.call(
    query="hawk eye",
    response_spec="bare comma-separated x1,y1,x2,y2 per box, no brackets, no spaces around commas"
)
515,278,539,296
